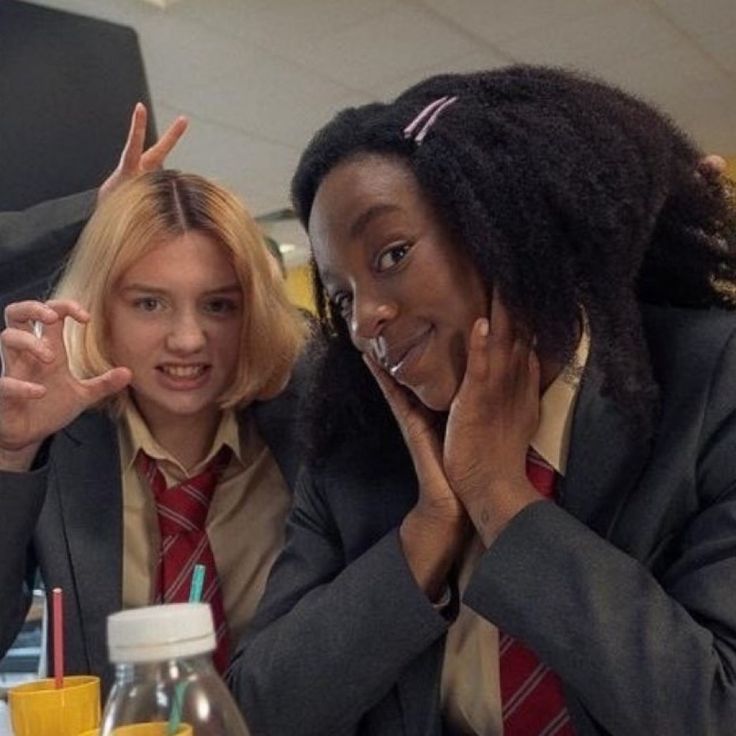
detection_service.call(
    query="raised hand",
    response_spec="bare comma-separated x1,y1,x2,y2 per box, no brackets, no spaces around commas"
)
444,290,543,545
364,354,467,599
97,103,188,203
0,300,131,468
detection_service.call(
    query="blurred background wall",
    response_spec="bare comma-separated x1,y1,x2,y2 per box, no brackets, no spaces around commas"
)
0,0,156,211
1,0,735,312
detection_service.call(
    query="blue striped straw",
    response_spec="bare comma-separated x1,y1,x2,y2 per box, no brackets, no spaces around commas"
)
188,564,206,603
167,564,207,735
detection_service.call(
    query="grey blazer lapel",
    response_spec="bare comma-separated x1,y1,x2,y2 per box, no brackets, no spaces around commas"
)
251,381,304,491
556,366,655,734
56,413,123,680
559,364,652,539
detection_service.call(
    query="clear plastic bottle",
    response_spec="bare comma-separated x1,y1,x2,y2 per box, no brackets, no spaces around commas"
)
101,603,249,736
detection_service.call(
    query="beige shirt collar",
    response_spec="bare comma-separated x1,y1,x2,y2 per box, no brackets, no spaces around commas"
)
529,323,591,476
119,403,244,477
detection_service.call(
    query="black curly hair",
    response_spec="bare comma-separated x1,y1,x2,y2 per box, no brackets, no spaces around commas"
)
292,65,736,464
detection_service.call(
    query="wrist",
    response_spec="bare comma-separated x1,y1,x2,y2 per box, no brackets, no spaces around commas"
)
400,509,468,600
405,504,469,544
0,443,41,472
461,478,541,547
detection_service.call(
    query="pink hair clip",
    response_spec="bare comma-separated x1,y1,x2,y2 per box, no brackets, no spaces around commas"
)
403,95,458,145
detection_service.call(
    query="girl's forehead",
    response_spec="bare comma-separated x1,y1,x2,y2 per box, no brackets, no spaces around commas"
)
327,153,416,192
311,156,427,238
116,232,237,285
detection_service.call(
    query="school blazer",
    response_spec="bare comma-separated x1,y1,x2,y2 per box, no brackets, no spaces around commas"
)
230,305,736,736
0,381,303,697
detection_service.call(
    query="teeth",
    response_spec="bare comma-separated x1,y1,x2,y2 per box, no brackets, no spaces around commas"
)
372,338,388,366
160,365,206,378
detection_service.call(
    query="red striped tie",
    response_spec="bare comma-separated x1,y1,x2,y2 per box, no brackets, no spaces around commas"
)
499,451,575,736
136,446,231,674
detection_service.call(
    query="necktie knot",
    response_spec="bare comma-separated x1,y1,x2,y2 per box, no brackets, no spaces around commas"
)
137,446,231,535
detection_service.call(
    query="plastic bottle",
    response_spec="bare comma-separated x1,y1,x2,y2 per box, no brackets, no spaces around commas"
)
100,603,249,736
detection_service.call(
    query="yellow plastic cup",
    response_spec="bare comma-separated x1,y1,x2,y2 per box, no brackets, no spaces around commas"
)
8,674,101,736
79,724,192,736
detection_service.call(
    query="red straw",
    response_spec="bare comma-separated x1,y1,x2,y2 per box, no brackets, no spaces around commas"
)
52,587,64,689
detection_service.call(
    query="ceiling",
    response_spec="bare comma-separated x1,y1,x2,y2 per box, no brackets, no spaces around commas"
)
28,0,736,264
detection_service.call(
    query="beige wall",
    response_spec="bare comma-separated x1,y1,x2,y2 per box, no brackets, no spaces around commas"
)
284,263,315,312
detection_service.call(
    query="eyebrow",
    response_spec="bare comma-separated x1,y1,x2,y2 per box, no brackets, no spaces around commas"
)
349,203,402,239
319,204,404,290
120,284,242,296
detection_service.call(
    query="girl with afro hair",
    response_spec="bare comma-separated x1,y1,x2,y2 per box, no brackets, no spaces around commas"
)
230,66,736,736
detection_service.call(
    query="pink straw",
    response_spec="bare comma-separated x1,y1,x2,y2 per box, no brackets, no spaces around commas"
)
52,588,64,689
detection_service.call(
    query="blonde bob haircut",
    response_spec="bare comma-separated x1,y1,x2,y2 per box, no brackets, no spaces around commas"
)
55,169,308,413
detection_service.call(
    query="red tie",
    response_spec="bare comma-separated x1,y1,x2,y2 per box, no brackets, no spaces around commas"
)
136,446,231,674
499,451,575,736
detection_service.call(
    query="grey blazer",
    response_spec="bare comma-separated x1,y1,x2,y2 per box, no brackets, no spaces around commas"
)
230,305,736,736
0,190,94,309
0,385,302,697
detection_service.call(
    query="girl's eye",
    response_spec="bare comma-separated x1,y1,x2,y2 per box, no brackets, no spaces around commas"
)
376,243,411,272
134,297,162,312
204,298,238,315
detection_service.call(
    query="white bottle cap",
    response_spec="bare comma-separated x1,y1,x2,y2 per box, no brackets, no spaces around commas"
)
107,603,216,663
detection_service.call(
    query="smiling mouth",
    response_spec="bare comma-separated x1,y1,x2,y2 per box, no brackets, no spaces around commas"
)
156,364,209,379
379,329,432,379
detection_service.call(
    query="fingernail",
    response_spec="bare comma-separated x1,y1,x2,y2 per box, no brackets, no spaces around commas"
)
478,319,490,337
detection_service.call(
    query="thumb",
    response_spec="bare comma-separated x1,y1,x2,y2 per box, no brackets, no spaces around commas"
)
80,367,132,404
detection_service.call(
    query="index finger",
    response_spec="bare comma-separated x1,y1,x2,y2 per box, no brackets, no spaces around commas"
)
139,115,188,171
118,102,147,174
5,301,60,330
34,300,90,353
43,299,91,323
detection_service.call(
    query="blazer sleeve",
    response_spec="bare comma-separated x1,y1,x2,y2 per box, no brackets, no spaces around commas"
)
0,190,95,295
228,467,449,736
0,464,49,657
464,330,736,735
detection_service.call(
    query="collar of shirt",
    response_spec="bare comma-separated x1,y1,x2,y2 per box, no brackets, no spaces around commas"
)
119,403,244,480
529,319,591,477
